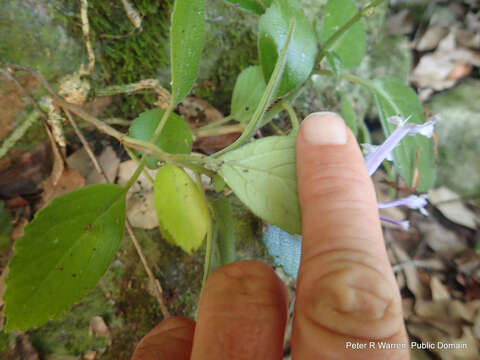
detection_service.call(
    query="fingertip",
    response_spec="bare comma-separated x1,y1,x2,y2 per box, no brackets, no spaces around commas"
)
131,317,195,360
299,112,347,146
192,261,289,360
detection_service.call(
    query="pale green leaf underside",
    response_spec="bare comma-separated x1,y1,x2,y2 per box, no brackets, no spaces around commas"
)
171,0,205,104
154,164,210,254
219,136,301,234
321,0,366,69
231,66,267,123
4,184,126,331
373,78,436,191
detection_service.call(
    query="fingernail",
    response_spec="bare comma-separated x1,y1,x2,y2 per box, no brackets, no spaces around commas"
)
302,112,347,145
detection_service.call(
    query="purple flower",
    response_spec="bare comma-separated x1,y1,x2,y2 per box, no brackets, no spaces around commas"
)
364,115,437,176
365,115,438,229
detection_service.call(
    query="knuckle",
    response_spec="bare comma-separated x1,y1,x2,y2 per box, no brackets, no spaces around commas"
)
206,260,286,307
301,167,375,205
297,250,404,340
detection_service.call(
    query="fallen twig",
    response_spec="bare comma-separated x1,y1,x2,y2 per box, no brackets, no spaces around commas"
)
80,0,95,75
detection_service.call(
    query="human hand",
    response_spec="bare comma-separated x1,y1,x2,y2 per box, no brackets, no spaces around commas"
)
131,112,409,359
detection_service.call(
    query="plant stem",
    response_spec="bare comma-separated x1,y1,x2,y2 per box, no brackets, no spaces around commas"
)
123,156,148,191
196,115,233,131
125,147,155,185
317,0,386,63
212,20,295,158
317,69,376,92
201,222,214,291
194,124,245,138
281,101,299,133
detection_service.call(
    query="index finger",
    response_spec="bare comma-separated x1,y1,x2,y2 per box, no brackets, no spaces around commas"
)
292,113,408,359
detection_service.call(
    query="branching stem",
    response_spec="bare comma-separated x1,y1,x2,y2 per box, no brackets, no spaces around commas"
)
317,0,386,63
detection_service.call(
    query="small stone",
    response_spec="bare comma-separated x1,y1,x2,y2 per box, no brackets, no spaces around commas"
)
89,316,110,338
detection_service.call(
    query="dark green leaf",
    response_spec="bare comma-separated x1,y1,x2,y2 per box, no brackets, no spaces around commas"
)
129,109,193,169
258,0,317,96
154,164,210,254
340,94,358,136
4,184,126,331
372,77,435,191
171,0,205,104
219,136,300,234
320,0,366,69
224,0,272,14
231,66,267,123
213,197,235,266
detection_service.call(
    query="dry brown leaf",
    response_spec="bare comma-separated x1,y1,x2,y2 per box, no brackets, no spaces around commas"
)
15,334,39,360
391,243,429,300
473,311,480,340
194,132,241,155
117,160,158,229
86,146,120,184
11,217,28,241
40,168,85,207
428,187,479,229
66,147,95,178
454,250,480,279
416,26,450,51
408,323,479,360
388,9,414,35
0,142,51,199
418,222,468,260
431,276,451,301
178,97,224,126
83,350,97,360
411,32,480,92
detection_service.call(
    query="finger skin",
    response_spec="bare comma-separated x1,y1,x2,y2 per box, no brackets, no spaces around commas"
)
191,260,289,360
292,113,409,359
131,317,195,360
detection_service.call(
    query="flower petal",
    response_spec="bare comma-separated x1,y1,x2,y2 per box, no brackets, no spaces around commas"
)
379,216,410,229
364,115,438,175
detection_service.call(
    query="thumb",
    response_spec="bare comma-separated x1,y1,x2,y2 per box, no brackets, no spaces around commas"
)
292,113,408,359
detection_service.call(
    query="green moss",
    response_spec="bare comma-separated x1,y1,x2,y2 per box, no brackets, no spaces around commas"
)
27,286,115,357
193,0,259,114
53,0,172,118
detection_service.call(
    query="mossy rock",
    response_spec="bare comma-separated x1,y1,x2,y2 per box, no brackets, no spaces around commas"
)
428,80,480,196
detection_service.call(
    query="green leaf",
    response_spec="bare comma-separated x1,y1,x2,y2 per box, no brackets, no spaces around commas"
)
212,174,226,193
258,0,317,96
129,109,193,169
0,201,12,251
212,197,235,266
320,0,366,69
372,77,436,191
154,164,210,254
224,0,272,14
215,19,294,157
340,93,358,136
231,66,267,123
325,51,344,78
4,184,126,331
170,0,205,104
219,136,300,234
